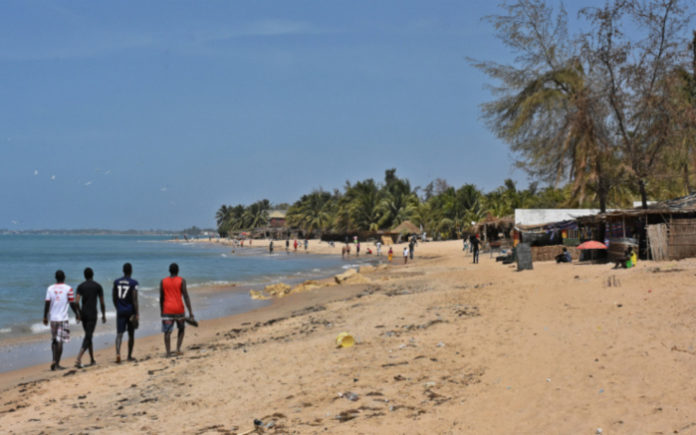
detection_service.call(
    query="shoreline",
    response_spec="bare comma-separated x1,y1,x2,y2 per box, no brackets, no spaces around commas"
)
0,250,379,375
4,240,693,433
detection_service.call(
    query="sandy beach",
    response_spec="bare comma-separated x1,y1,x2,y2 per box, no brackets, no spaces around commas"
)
2,240,696,434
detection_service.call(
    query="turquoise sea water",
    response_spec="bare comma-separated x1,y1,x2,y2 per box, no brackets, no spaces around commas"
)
0,234,376,372
0,234,368,339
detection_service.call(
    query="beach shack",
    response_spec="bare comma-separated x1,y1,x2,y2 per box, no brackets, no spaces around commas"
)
576,193,696,261
472,215,514,249
514,209,606,261
268,210,287,228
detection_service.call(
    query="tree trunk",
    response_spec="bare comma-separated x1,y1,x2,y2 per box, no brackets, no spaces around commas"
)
683,161,691,194
596,159,608,213
639,179,648,209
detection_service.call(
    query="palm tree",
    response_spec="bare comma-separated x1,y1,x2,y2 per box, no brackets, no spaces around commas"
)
377,169,418,229
242,199,270,230
337,179,382,232
286,190,336,236
216,205,230,228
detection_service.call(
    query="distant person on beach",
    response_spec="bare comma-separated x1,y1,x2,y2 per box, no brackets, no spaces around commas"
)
160,263,194,357
388,247,393,262
409,237,415,260
113,263,139,363
269,240,274,254
74,267,105,368
304,239,308,251
470,235,481,264
403,246,409,264
356,241,360,256
286,238,290,253
555,247,572,264
341,245,346,258
43,270,80,371
614,247,636,269
376,241,382,256
294,239,298,252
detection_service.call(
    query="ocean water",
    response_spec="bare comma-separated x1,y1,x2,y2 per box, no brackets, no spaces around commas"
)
0,234,368,338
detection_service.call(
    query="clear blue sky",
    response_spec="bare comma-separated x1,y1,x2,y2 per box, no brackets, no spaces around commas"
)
1,1,532,230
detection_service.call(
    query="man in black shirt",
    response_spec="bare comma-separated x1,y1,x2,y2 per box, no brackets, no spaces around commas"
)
470,235,481,264
74,267,106,368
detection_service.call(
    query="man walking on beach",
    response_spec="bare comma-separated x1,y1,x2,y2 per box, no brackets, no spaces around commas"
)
75,267,106,368
43,270,80,371
403,246,409,264
113,263,139,363
470,234,481,264
160,263,194,357
408,237,415,260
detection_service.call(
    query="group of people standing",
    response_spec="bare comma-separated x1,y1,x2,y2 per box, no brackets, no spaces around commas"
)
338,236,417,264
43,262,194,371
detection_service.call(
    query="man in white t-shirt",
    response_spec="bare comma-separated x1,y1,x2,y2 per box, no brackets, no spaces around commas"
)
43,270,81,371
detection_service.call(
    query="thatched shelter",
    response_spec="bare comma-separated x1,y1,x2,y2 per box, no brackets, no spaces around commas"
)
392,220,420,235
473,215,514,246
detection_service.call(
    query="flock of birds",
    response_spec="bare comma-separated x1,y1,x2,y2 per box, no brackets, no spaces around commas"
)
7,169,171,226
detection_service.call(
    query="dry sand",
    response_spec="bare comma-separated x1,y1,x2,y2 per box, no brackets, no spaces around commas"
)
2,240,696,434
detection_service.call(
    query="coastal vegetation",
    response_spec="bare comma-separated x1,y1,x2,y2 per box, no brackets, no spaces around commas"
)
476,0,696,212
218,0,696,239
216,169,570,239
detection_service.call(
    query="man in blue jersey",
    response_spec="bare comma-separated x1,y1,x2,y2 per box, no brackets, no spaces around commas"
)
113,262,139,363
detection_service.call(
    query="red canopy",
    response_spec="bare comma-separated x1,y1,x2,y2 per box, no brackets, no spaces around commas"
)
576,240,607,250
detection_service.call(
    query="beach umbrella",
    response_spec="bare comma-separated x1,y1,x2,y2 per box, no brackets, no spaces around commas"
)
576,240,607,250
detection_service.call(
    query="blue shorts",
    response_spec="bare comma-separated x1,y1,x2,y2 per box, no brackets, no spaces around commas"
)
117,314,135,334
162,317,185,333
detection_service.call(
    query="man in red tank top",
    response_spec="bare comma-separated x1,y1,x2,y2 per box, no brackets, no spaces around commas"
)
159,263,194,357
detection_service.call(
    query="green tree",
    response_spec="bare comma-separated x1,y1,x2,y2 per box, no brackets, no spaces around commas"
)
336,179,382,232
580,0,692,207
241,199,270,230
286,190,336,236
378,169,418,229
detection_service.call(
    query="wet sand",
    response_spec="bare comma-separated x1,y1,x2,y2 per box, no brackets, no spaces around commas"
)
2,240,696,434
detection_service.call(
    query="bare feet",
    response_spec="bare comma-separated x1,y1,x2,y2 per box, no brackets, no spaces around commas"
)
116,355,121,364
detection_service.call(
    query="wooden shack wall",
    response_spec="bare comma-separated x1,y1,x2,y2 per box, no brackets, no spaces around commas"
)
667,219,696,259
531,245,580,262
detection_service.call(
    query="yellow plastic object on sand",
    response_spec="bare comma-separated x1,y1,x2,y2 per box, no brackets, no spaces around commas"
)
336,332,355,348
